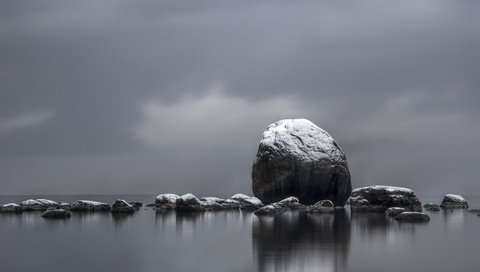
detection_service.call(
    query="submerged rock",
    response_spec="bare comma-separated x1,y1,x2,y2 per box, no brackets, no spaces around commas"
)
423,203,440,212
350,185,422,212
155,194,180,210
71,200,111,212
307,200,335,213
176,194,203,211
20,199,58,211
230,194,264,210
394,212,430,222
386,207,405,217
440,194,468,209
111,199,135,213
0,203,23,213
41,209,72,219
252,119,351,206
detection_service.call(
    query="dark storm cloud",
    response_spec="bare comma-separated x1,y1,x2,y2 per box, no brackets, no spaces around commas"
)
1,0,479,195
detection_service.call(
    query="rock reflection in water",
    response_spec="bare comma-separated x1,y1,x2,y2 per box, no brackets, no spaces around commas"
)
252,209,351,272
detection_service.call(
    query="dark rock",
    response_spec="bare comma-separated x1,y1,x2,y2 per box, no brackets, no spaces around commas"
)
252,119,351,206
230,194,264,210
111,199,135,213
71,200,111,212
176,194,203,211
200,199,225,211
440,194,468,209
307,200,335,213
350,185,422,212
129,202,143,208
423,203,440,212
386,207,405,217
394,212,430,222
58,203,71,210
155,194,180,210
220,199,241,209
277,197,306,209
20,199,58,211
0,203,23,213
41,209,72,219
146,203,156,207
254,204,286,216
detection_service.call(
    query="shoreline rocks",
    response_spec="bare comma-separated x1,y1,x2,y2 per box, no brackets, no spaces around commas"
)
231,194,263,210
252,119,351,206
440,194,468,209
20,199,58,211
350,185,422,212
155,194,180,210
394,212,430,222
71,200,111,212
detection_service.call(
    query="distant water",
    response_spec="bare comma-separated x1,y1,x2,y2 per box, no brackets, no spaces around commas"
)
0,195,479,272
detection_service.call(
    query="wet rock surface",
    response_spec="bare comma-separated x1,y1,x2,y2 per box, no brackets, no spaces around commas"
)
350,185,422,212
252,119,351,206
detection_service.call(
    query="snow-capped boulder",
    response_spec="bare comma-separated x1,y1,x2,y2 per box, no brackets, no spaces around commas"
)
350,185,422,212
277,196,305,209
254,204,286,216
111,199,135,213
221,199,241,209
394,212,430,222
386,207,405,217
307,200,335,213
41,209,72,219
423,203,440,211
200,198,224,211
155,194,180,210
20,199,58,211
176,194,203,211
70,200,111,212
440,194,468,209
252,119,351,206
0,203,23,213
230,194,263,210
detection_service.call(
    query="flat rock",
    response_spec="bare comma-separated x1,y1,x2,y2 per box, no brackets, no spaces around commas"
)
440,194,468,209
111,199,135,213
307,200,335,213
0,203,23,213
394,212,430,222
350,185,422,212
155,194,180,210
41,209,72,219
386,207,405,217
252,119,351,206
20,199,58,211
71,200,111,212
423,203,440,212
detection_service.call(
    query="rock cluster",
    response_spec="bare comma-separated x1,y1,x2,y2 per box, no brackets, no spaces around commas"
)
155,193,264,212
350,185,422,212
20,199,59,211
252,119,351,206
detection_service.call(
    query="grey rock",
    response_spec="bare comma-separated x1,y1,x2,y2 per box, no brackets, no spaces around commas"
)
220,199,241,209
111,199,135,213
129,202,143,208
278,196,306,209
254,204,286,216
176,194,203,211
252,119,351,206
71,200,111,212
41,209,72,219
440,194,468,209
423,203,440,211
394,212,430,222
230,194,264,210
155,194,180,210
200,199,225,211
146,203,156,207
350,185,422,212
386,207,405,217
20,199,58,211
0,203,23,213
58,203,71,210
307,200,335,213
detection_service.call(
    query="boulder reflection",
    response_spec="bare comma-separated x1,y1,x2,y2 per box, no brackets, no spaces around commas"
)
252,209,351,272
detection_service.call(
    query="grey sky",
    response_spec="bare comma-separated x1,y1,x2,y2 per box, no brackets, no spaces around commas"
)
1,0,479,195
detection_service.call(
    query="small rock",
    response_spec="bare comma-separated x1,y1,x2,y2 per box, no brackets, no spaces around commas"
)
0,203,23,213
129,202,143,208
423,203,440,212
386,207,405,217
41,209,72,219
71,200,111,212
277,197,306,209
58,203,71,210
350,185,422,212
230,194,263,210
220,199,241,209
307,200,335,213
254,204,286,216
200,199,224,211
155,194,180,210
176,194,203,211
394,212,430,222
440,194,468,209
111,199,135,213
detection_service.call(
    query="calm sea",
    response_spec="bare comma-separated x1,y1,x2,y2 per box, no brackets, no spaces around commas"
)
0,195,479,272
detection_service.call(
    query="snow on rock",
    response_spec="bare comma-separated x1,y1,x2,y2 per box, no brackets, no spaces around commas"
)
252,119,351,205
41,209,72,219
20,199,58,211
254,204,286,216
277,196,305,209
70,200,111,212
111,199,135,213
386,207,405,217
0,203,23,213
350,185,422,212
155,194,181,210
176,193,203,211
230,194,263,210
307,200,335,213
440,194,468,209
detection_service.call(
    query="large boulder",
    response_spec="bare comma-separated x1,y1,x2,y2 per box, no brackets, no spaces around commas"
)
350,185,422,212
252,119,351,205
440,194,468,209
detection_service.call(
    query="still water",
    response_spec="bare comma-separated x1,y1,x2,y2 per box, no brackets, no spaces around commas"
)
0,195,479,272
